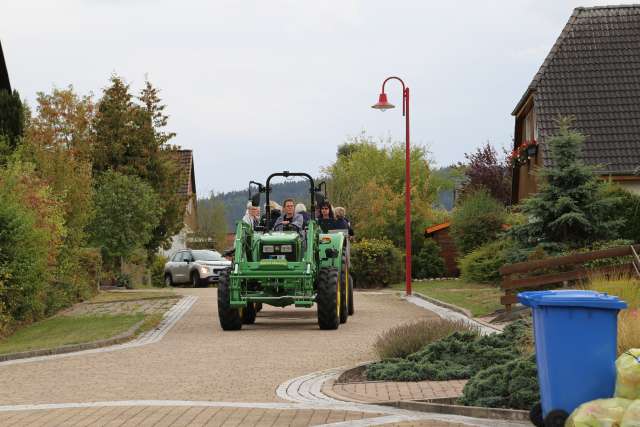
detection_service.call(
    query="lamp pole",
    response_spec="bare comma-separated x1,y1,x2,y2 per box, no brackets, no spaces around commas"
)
371,76,411,296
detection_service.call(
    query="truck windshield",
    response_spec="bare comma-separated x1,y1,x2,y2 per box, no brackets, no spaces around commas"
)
192,250,224,261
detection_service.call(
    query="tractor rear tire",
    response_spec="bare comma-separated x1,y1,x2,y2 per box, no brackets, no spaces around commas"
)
242,303,257,324
347,272,355,316
339,270,348,324
217,269,242,330
317,267,340,330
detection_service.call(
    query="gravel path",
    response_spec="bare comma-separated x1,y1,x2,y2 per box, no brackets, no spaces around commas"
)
0,288,437,405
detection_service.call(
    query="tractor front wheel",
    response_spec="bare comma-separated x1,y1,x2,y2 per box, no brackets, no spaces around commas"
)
242,303,257,324
317,267,340,330
217,270,242,330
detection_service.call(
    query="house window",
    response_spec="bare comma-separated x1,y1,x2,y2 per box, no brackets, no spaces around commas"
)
521,108,537,142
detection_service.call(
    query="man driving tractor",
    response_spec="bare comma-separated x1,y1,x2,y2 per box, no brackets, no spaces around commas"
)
272,198,303,231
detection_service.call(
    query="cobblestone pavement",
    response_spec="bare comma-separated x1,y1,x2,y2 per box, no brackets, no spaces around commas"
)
0,289,525,426
60,297,178,316
327,380,467,403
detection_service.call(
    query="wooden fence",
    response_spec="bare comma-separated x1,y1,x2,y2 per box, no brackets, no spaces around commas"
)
500,245,640,311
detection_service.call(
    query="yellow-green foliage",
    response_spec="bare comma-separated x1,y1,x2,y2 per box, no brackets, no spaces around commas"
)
586,276,640,355
350,239,402,288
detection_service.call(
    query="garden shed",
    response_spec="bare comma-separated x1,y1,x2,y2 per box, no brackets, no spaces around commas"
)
425,222,459,277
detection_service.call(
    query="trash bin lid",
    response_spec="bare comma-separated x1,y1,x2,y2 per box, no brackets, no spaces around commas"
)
518,290,627,310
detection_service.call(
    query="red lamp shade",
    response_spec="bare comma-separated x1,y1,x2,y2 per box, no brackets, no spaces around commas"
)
371,93,395,111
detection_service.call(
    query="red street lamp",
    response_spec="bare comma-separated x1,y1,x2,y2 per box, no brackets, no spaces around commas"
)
371,76,412,296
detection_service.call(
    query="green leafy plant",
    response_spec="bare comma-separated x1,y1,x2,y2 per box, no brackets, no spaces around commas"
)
350,239,402,288
89,170,162,269
151,255,168,287
412,239,446,279
450,188,507,255
373,318,479,360
459,239,516,284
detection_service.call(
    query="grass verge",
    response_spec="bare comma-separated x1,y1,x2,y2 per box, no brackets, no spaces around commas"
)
0,314,145,355
392,280,503,317
89,290,176,303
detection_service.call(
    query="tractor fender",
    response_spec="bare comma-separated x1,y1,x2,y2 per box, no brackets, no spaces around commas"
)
318,232,344,270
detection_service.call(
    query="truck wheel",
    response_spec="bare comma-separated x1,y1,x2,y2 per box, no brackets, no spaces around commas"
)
347,272,355,315
339,270,348,324
242,303,257,324
317,267,340,330
164,274,173,288
217,270,242,330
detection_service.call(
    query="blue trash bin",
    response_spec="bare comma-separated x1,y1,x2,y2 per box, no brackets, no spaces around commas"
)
519,290,627,427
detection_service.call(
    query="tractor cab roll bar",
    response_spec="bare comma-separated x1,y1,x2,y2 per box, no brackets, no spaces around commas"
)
265,171,323,232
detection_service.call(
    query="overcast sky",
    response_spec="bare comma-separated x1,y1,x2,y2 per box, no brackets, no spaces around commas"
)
2,0,635,195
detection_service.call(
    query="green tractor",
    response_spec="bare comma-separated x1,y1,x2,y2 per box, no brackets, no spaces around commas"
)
217,171,354,330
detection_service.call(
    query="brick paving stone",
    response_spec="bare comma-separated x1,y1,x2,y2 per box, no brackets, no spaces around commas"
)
0,290,438,405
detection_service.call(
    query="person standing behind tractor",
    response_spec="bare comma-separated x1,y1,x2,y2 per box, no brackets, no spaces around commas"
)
295,203,310,228
273,198,303,231
334,206,354,237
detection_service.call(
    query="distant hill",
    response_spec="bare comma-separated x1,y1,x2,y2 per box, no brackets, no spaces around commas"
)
206,171,458,231
212,180,314,230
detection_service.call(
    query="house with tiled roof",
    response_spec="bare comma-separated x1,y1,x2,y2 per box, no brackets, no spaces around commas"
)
159,149,198,257
512,5,640,203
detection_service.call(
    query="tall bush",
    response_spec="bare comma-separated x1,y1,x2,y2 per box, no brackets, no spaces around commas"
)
600,183,640,244
351,239,402,288
412,239,445,279
459,239,515,284
510,120,622,249
0,162,65,334
89,171,162,270
450,189,506,255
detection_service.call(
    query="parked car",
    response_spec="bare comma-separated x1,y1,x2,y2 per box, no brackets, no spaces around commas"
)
164,249,232,287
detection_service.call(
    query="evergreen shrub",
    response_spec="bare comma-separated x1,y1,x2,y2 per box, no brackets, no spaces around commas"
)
351,239,402,288
373,318,478,360
366,320,530,381
412,239,446,279
459,355,539,410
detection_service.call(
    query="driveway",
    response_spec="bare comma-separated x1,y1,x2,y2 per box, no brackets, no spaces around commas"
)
0,289,525,426
0,289,437,405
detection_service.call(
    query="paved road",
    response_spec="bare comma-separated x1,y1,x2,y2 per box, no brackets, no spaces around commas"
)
3,289,515,426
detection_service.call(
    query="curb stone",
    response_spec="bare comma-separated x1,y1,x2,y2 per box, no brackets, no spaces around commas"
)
382,400,530,423
405,292,501,334
411,291,473,318
0,319,146,362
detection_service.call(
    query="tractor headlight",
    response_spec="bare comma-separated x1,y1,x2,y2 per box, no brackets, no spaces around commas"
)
262,245,274,253
280,245,292,253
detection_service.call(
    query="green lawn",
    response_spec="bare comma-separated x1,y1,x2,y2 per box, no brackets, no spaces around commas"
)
89,290,177,303
0,314,145,355
392,280,503,317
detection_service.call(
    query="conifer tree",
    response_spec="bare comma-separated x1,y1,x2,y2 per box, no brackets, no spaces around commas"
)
511,119,622,248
